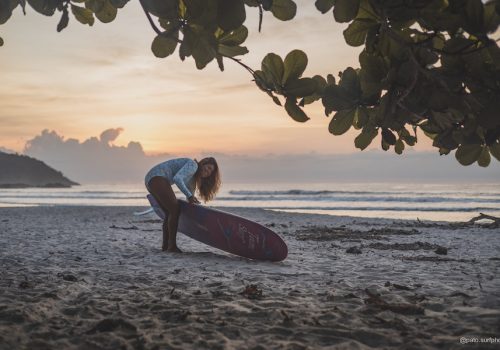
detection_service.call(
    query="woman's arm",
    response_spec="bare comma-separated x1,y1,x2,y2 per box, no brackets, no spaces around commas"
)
172,160,198,199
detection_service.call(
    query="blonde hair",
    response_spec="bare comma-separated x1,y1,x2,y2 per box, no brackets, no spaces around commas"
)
195,157,221,202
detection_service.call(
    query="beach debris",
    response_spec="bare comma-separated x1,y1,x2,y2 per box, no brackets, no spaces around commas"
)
170,287,181,299
385,281,412,291
435,247,448,255
467,213,500,228
109,224,138,230
368,241,446,251
18,280,31,289
448,291,473,299
87,318,137,334
240,284,263,300
346,246,362,254
408,213,500,229
364,288,424,315
57,273,78,282
280,310,293,324
392,283,412,291
296,226,420,241
160,310,191,322
343,292,360,299
401,255,477,263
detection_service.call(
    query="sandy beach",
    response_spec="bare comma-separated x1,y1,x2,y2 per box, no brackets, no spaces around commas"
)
0,205,499,349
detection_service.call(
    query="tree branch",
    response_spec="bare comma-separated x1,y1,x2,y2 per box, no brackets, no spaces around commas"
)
138,0,182,43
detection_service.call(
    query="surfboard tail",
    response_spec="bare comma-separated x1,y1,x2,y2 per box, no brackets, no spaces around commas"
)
134,208,154,216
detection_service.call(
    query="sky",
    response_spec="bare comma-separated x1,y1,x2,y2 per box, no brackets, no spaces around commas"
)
1,0,433,155
1,1,499,184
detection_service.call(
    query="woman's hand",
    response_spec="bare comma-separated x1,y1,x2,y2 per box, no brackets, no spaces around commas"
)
188,196,201,204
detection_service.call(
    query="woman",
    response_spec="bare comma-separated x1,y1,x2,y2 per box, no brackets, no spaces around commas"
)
145,157,221,253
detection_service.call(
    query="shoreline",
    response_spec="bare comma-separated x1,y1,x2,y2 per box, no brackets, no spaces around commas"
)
0,203,496,223
0,206,499,349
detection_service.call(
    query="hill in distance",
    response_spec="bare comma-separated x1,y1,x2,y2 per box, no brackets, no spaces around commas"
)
0,152,79,188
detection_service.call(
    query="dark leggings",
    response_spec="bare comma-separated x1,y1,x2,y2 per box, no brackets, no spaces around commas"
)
147,176,180,249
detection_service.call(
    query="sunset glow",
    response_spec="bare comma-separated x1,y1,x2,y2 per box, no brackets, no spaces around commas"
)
0,0,440,156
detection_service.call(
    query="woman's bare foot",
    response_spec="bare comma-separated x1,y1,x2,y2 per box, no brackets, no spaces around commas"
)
167,246,182,253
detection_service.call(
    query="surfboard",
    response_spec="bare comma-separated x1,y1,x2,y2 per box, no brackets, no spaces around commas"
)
146,194,288,262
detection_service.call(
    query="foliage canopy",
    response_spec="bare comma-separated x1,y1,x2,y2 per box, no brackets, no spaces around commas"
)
1,0,500,167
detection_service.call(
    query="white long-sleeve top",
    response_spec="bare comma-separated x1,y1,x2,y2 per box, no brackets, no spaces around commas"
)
144,158,198,199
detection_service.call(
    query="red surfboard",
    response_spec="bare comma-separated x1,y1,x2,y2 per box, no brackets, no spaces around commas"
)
147,195,288,262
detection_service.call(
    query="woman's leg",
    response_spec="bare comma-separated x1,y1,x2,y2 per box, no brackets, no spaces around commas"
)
147,176,182,252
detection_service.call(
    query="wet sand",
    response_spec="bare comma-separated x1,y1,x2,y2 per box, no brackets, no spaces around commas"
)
0,206,499,349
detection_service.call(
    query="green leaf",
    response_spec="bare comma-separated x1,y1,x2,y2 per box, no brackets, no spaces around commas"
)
355,128,378,150
443,37,474,54
343,19,377,47
271,0,297,21
85,0,104,13
329,109,355,135
184,0,219,26
353,107,368,129
0,0,14,24
359,51,385,99
261,0,272,11
382,128,396,145
142,0,177,18
243,0,259,7
284,78,317,97
253,70,270,91
94,0,117,23
284,98,310,123
282,49,307,85
315,0,334,14
488,143,500,161
218,44,248,57
395,139,405,154
71,4,94,25
267,91,282,106
151,33,178,58
477,146,491,167
0,36,3,46
218,25,248,46
455,144,482,166
339,67,360,97
262,53,284,86
322,85,357,113
381,138,390,151
326,74,335,85
465,0,484,33
333,0,359,23
183,25,217,69
27,0,57,16
302,75,327,105
478,99,500,129
109,0,128,8
217,0,245,30
57,6,69,32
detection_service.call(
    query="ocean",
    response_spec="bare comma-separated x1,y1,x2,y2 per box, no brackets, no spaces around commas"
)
0,182,499,222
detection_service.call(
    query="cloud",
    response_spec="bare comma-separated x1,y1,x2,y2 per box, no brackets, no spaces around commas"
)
20,129,500,185
100,128,124,144
0,146,16,154
23,129,169,184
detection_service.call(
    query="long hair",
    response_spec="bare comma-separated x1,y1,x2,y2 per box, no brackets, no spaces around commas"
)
195,157,221,202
